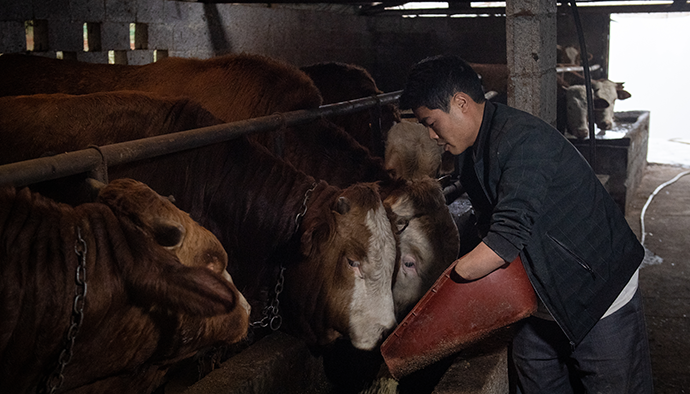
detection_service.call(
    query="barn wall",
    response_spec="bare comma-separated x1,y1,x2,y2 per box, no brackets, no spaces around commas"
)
0,0,507,92
0,0,608,93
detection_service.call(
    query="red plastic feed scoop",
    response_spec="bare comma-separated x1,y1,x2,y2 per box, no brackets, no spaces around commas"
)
380,255,537,380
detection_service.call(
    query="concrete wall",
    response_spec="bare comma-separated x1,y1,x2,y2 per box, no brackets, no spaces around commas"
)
0,0,509,92
0,1,610,93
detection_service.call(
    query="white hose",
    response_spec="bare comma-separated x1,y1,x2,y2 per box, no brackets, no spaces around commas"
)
640,169,690,246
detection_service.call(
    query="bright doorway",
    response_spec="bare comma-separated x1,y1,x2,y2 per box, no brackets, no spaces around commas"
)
609,12,690,167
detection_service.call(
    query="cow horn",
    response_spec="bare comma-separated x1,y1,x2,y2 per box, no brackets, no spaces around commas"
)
336,196,351,214
151,218,186,248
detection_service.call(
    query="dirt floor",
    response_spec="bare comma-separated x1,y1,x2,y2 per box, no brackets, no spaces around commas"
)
624,163,690,393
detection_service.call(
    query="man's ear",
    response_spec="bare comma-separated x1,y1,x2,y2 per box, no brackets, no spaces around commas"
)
452,92,469,111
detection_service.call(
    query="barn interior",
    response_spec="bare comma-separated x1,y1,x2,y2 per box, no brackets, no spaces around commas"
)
1,0,689,393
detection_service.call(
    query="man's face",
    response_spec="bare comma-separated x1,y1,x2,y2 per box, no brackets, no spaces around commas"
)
413,94,478,156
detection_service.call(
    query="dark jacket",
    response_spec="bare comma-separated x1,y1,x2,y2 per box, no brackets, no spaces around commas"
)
458,101,644,345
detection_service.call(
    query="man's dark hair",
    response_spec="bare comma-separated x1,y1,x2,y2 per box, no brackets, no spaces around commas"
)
399,55,486,112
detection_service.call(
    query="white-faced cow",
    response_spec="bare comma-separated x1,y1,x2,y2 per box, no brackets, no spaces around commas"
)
0,178,249,394
0,91,398,350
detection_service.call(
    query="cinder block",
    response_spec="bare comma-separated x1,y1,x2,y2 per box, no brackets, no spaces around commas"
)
172,23,212,54
101,21,130,51
0,21,27,53
127,49,153,65
105,0,136,23
136,0,166,24
164,0,205,23
0,1,32,20
49,20,84,52
33,0,71,20
70,0,106,22
147,23,173,50
77,50,110,64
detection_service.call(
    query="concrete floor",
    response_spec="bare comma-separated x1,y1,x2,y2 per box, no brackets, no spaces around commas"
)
625,163,690,393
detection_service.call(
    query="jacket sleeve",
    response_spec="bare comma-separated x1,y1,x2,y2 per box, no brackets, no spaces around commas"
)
482,124,566,262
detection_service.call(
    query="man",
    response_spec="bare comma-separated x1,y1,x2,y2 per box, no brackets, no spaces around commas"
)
399,55,652,393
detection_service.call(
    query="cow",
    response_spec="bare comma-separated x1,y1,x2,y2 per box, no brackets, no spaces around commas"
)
0,52,323,121
300,61,401,158
0,178,250,394
0,92,399,351
0,91,223,166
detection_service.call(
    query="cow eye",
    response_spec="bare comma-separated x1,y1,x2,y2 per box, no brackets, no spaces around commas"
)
403,260,415,268
348,258,360,268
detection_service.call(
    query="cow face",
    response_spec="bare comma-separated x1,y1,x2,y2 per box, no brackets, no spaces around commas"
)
385,177,460,319
592,79,632,131
565,85,610,139
94,178,250,317
293,183,397,350
95,178,229,275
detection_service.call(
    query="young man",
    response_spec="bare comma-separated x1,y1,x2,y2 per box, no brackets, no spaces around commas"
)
399,55,653,393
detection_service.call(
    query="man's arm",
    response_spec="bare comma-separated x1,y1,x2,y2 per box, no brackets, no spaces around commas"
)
453,241,508,280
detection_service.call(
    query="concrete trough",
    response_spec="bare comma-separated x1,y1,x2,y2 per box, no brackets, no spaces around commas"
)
568,110,650,214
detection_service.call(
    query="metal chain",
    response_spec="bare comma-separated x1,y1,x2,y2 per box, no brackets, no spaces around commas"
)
294,182,317,232
42,227,88,394
249,264,285,331
250,182,317,331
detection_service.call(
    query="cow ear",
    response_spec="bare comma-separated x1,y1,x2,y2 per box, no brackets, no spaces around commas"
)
151,218,186,248
335,196,351,214
616,85,632,100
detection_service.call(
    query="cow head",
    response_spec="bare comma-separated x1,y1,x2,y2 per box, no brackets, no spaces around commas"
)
592,79,632,131
384,177,460,319
94,178,250,319
287,182,398,350
93,178,229,275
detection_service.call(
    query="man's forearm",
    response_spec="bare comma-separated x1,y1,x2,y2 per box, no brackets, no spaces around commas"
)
453,241,508,280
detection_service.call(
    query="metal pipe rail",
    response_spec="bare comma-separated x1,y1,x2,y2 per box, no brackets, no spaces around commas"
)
0,91,402,188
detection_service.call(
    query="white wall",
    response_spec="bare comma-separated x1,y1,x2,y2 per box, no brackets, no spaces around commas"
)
609,12,690,167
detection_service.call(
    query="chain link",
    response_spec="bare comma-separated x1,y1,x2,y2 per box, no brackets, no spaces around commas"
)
42,227,88,394
294,183,317,232
250,182,316,331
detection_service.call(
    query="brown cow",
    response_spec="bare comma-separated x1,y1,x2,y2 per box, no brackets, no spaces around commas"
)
0,92,398,351
0,52,323,121
0,91,223,166
300,61,401,158
0,178,249,394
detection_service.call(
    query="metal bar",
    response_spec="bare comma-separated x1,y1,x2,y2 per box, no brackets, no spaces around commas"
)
556,64,600,73
0,91,402,188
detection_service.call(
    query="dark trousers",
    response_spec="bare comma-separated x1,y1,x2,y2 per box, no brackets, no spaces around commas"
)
510,289,653,394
